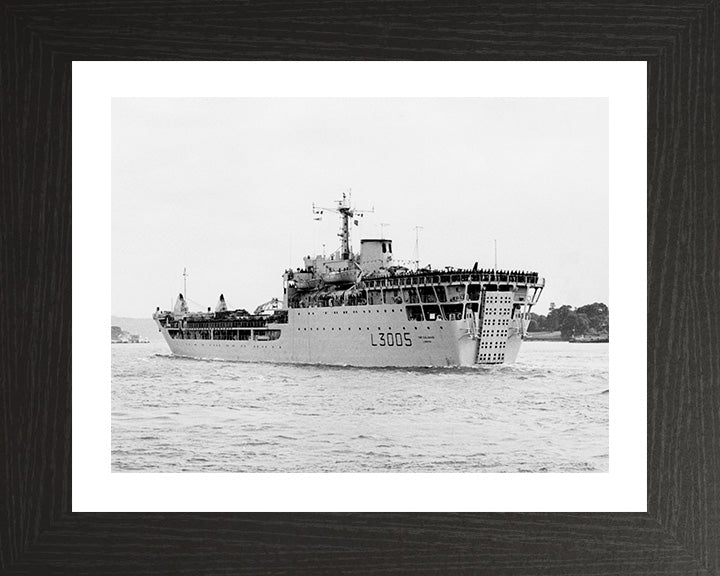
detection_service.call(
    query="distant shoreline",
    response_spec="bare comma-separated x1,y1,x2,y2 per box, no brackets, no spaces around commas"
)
525,331,609,343
525,331,564,342
111,316,163,342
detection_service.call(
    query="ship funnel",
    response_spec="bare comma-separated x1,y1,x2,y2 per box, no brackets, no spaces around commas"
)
215,293,228,313
359,238,393,274
173,293,188,316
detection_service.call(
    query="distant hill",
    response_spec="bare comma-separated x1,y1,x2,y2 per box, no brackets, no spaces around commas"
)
111,316,163,342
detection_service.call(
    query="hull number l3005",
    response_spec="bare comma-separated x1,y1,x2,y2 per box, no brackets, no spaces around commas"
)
371,332,412,347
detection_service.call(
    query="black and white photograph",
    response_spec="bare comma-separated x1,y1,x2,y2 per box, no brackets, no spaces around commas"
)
111,97,609,473
5,0,718,571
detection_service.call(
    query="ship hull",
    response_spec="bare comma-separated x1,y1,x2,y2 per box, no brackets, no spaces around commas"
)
156,304,525,367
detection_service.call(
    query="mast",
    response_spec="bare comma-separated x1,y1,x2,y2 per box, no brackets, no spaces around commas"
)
312,192,373,261
182,267,188,300
413,226,423,270
339,193,351,259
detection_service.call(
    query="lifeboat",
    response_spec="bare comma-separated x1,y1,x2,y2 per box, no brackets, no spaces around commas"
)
294,277,323,290
321,269,358,284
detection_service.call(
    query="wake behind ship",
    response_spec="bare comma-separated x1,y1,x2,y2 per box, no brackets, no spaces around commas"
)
154,193,544,367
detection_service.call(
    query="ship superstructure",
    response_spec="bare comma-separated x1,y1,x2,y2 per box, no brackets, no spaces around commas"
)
154,193,544,367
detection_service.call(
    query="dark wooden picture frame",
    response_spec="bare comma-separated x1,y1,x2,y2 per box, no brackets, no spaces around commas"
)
2,2,718,574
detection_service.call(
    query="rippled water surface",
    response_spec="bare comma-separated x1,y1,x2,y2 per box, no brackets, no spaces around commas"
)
112,341,608,472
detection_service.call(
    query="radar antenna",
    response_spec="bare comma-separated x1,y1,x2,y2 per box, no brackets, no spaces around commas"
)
413,226,424,270
312,191,374,260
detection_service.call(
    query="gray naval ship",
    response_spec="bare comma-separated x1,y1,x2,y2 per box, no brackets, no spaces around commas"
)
154,193,544,367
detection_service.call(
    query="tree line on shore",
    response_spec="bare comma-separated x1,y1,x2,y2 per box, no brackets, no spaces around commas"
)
528,302,609,340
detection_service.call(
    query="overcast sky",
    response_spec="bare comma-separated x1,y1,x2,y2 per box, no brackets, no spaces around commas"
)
112,98,608,317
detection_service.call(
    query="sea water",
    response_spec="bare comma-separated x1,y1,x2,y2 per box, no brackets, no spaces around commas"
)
112,341,608,472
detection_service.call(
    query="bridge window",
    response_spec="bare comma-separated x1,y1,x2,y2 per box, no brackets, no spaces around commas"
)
424,304,442,320
406,305,424,321
253,330,281,341
442,304,463,320
434,286,447,302
368,290,383,305
418,287,430,302
402,288,419,303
